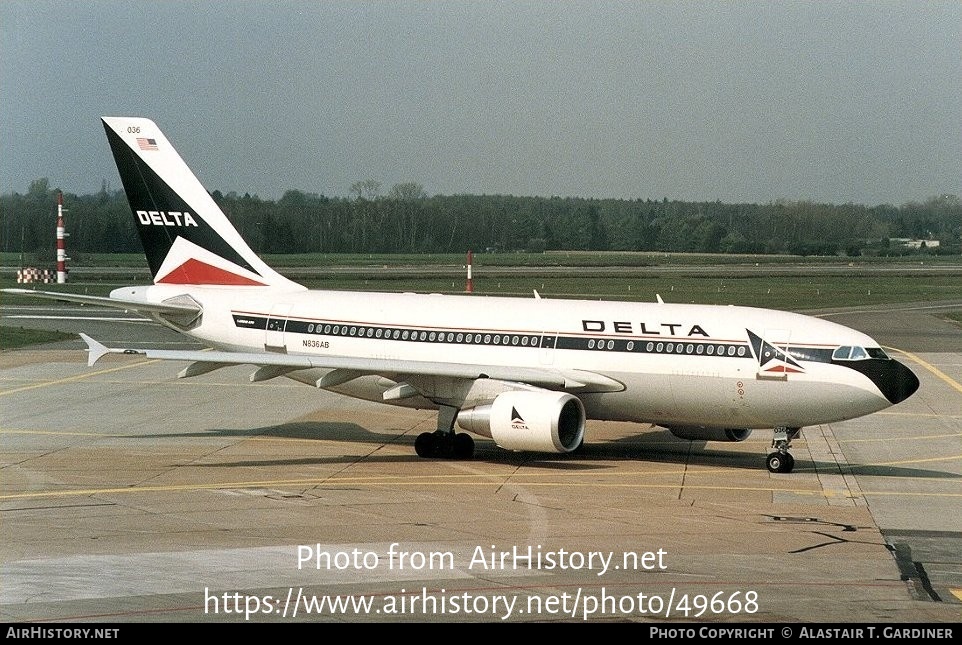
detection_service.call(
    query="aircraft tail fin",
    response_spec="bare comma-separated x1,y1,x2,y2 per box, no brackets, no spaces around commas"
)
101,117,303,290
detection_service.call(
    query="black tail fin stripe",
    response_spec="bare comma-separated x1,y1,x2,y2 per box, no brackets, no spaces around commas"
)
104,123,259,279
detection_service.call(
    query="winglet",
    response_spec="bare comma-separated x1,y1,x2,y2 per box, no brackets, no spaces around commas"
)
79,333,110,367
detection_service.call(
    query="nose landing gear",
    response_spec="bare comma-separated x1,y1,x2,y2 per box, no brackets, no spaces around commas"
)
766,426,800,473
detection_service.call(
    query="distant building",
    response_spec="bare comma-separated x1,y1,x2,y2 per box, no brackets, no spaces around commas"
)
891,238,940,249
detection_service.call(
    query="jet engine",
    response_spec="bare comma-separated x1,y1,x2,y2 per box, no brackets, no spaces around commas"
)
667,426,752,442
457,391,585,453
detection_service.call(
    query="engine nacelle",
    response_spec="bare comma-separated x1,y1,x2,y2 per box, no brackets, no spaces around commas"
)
457,391,585,453
667,426,752,442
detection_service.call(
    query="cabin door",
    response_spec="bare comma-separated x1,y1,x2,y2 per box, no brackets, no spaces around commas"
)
539,332,557,365
265,303,292,352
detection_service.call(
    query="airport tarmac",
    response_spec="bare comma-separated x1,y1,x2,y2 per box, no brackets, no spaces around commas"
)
0,301,960,623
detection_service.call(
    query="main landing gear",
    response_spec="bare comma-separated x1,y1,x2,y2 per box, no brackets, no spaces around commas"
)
415,405,475,459
766,426,800,473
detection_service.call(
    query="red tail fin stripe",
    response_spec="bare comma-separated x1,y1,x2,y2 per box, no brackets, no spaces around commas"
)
156,258,267,286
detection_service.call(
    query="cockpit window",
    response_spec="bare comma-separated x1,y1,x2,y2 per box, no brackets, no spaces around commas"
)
834,345,886,361
833,346,852,360
867,347,889,360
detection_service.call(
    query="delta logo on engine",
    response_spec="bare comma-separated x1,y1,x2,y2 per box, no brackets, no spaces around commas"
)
510,407,529,432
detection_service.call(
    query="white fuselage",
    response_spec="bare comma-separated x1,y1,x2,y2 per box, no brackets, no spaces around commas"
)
133,283,897,431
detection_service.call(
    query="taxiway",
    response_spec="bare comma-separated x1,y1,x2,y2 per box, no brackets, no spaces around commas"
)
1,301,959,622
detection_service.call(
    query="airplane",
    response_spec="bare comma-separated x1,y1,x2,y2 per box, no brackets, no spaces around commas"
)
4,117,921,473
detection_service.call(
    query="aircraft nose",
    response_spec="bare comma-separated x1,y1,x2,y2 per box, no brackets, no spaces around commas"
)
875,359,920,405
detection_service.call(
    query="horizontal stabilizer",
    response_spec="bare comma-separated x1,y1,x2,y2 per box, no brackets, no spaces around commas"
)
3,288,202,317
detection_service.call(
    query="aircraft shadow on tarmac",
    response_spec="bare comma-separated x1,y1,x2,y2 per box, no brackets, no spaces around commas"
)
132,421,961,480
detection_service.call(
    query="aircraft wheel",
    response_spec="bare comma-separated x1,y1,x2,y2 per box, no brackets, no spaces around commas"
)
453,433,475,459
415,432,435,458
766,452,784,473
781,452,795,473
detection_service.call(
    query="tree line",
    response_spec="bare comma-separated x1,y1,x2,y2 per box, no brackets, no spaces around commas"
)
3,178,959,261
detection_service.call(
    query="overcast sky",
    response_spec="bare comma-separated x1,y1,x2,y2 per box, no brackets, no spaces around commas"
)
2,1,959,206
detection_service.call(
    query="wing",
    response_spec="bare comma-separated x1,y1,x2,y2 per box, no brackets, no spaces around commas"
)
79,334,624,393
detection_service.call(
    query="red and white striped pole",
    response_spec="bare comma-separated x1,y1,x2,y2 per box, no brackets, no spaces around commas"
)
56,191,68,283
465,250,473,293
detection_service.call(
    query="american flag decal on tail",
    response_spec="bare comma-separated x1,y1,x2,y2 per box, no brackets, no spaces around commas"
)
137,138,158,151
